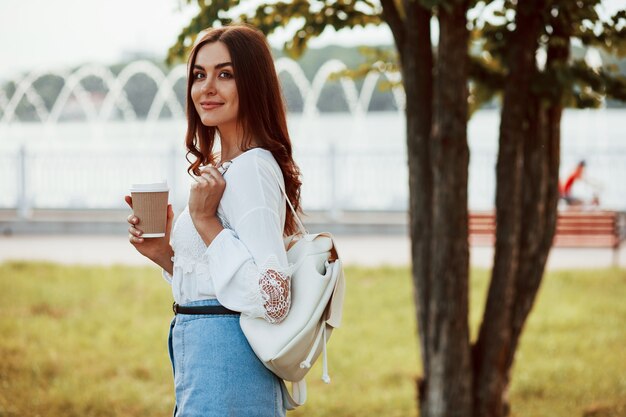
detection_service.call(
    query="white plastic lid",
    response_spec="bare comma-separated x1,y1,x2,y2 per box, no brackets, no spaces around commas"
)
129,181,169,193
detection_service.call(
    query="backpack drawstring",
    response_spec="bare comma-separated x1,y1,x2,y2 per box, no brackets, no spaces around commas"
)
300,320,331,383
321,325,330,383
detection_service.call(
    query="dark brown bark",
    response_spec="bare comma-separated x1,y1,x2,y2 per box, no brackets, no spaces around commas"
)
425,1,473,416
504,95,561,369
505,20,570,391
380,0,405,48
400,1,434,405
473,2,548,417
383,1,473,415
384,1,567,416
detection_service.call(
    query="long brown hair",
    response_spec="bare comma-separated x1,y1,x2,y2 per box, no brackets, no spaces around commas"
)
184,24,302,236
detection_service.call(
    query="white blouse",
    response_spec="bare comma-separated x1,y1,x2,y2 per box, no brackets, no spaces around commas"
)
162,148,293,323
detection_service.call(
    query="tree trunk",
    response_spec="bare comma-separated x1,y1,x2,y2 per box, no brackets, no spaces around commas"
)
504,18,570,403
473,2,548,417
381,0,437,410
400,1,434,406
384,1,568,416
423,1,473,415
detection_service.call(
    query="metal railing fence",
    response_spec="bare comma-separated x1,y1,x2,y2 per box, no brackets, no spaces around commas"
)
3,144,626,218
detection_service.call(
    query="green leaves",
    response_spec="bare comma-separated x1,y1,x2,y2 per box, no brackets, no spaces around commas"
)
470,0,626,109
166,0,241,65
246,0,383,58
329,46,400,89
168,0,383,64
169,0,626,109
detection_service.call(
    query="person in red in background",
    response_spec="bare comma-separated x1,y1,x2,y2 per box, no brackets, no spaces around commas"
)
559,160,600,207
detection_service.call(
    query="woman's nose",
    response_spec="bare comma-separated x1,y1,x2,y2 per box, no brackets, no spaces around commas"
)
202,78,216,95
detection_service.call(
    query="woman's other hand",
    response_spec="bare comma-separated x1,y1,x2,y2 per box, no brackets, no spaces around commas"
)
124,195,174,268
188,165,226,244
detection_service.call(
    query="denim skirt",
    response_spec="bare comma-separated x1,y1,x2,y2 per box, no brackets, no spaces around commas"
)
168,299,286,417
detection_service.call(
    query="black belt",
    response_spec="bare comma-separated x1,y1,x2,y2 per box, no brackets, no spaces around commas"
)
172,302,240,316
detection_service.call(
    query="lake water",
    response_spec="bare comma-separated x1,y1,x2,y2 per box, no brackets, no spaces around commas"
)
0,108,625,212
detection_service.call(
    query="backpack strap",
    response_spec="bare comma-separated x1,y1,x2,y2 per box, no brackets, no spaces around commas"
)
280,380,307,410
326,259,345,328
261,158,308,235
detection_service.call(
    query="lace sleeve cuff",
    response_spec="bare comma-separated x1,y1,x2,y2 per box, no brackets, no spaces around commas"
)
259,268,291,323
241,256,293,324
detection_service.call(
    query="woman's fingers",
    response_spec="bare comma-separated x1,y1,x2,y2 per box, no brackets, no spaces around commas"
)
200,172,215,183
191,172,218,187
128,225,143,237
200,165,223,179
127,214,144,241
198,164,215,173
198,167,225,189
126,213,139,225
128,233,144,244
126,196,144,245
192,171,210,184
193,165,223,185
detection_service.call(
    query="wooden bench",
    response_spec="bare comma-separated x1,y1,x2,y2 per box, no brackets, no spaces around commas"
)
469,210,626,265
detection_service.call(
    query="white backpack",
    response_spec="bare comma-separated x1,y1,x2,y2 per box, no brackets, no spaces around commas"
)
239,164,346,409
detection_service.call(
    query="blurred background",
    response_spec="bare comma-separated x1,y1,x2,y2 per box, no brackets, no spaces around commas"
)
1,2,626,417
1,0,625,240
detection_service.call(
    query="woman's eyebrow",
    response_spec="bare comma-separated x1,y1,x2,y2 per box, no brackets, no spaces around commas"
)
215,62,233,69
193,62,233,71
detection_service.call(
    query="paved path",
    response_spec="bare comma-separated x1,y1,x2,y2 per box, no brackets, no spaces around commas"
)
0,234,623,269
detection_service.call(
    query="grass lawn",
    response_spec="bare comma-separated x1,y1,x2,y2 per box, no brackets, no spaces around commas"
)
0,262,624,417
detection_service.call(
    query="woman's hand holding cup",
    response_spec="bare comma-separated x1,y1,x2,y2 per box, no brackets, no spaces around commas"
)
125,195,174,267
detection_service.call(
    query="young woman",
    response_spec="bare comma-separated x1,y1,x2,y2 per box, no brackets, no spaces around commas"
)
124,24,302,416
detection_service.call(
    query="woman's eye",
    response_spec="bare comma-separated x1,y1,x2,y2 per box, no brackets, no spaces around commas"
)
193,72,205,80
218,71,233,79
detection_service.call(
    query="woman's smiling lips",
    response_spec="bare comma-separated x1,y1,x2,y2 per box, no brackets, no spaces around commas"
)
200,101,224,110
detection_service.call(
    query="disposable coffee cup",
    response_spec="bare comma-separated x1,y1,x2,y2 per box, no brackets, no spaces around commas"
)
129,181,169,238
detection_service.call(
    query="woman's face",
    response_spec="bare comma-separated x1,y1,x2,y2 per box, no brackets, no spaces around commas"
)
191,41,239,128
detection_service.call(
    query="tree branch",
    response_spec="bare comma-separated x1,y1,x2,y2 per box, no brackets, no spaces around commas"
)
380,0,406,48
